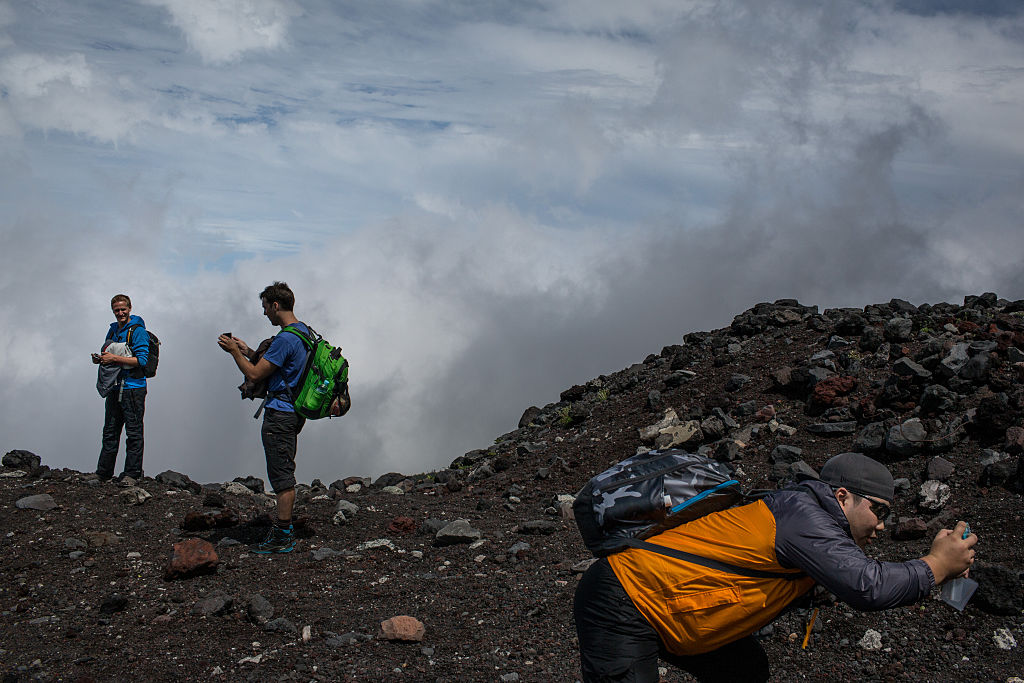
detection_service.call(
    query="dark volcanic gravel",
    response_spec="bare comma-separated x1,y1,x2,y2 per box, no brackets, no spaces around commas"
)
2,295,1023,682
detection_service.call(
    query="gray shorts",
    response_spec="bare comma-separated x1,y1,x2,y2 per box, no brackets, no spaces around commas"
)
261,408,305,493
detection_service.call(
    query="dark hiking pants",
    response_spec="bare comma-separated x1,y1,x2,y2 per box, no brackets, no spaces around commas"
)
573,557,770,683
97,386,146,479
262,408,305,493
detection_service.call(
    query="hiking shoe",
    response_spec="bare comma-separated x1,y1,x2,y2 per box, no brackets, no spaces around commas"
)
252,525,296,554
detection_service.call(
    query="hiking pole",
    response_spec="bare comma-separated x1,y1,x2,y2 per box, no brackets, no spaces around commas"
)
801,608,819,649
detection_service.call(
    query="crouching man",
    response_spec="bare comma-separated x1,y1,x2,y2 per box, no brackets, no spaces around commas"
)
573,452,977,682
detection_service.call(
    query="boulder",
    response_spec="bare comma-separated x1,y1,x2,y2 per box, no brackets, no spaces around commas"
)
3,450,41,471
886,419,927,456
156,471,201,494
435,519,482,546
232,476,265,494
971,564,1024,616
853,422,887,453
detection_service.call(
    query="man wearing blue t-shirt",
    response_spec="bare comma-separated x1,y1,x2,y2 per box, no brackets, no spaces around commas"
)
219,281,312,553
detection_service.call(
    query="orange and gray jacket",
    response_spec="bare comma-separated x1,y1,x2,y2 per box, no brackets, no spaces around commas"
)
608,479,934,655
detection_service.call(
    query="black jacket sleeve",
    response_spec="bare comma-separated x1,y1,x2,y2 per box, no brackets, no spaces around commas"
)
766,482,933,611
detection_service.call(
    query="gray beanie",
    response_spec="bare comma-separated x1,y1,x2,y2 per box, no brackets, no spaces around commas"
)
819,452,894,504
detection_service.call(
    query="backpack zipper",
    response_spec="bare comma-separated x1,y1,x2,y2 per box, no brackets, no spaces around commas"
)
668,480,739,513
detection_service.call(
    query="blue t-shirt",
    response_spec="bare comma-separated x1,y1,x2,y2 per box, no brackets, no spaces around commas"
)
104,315,149,390
262,322,311,412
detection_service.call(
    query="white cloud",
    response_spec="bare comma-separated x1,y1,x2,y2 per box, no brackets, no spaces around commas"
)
0,52,151,142
144,0,299,64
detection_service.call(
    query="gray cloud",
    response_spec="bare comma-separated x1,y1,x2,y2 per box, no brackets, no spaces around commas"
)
1,0,1022,483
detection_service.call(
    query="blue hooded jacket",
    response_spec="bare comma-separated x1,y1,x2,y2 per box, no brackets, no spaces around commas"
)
104,314,149,389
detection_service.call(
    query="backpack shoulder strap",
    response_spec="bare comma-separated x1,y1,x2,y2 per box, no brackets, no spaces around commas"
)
280,324,316,349
623,538,805,581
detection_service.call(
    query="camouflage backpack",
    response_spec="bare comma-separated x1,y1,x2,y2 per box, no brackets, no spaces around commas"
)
573,449,742,557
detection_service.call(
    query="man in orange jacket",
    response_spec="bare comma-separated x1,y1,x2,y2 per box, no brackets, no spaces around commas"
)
573,452,977,682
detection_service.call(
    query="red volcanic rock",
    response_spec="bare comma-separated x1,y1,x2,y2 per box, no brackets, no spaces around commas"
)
380,615,425,642
387,516,418,533
164,538,218,581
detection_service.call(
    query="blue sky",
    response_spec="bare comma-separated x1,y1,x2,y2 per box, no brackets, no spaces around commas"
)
1,0,1022,483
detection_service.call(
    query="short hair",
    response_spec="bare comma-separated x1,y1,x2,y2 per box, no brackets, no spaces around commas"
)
260,281,294,311
111,294,132,308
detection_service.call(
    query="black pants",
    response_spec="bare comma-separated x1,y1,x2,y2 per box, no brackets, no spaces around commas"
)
97,386,146,479
573,558,769,683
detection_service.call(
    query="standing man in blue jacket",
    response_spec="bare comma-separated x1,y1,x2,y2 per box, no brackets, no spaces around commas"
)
93,294,150,482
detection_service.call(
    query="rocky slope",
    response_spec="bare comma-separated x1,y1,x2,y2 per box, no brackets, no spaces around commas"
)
2,294,1023,682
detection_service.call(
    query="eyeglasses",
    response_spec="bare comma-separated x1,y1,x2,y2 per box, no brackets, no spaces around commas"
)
865,499,891,521
833,486,891,520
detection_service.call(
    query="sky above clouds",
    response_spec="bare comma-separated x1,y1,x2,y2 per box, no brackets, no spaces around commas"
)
1,0,1022,484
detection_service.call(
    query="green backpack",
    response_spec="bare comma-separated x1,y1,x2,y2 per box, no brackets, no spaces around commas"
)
279,325,350,420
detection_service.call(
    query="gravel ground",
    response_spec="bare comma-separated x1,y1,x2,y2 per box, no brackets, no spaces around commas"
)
2,296,1022,682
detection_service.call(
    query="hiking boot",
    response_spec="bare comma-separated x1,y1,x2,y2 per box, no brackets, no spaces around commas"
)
252,525,296,554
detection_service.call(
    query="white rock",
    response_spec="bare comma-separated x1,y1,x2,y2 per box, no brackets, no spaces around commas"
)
858,629,883,651
381,485,405,495
356,538,397,552
223,482,255,495
993,628,1017,650
346,483,362,493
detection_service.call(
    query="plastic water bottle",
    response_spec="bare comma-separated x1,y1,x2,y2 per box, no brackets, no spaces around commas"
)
313,378,330,400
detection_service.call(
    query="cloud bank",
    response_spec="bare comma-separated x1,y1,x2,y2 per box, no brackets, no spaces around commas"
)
1,0,1022,483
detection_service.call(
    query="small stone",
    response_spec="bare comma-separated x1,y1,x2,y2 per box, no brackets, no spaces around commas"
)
192,592,233,617
263,617,297,634
858,629,883,651
119,487,152,506
86,531,120,547
380,615,425,642
15,494,57,511
993,628,1017,650
892,517,928,541
918,480,951,511
246,595,274,624
99,594,129,615
925,456,955,481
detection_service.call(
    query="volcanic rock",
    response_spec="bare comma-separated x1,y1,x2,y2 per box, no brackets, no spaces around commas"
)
164,538,218,581
381,615,425,642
